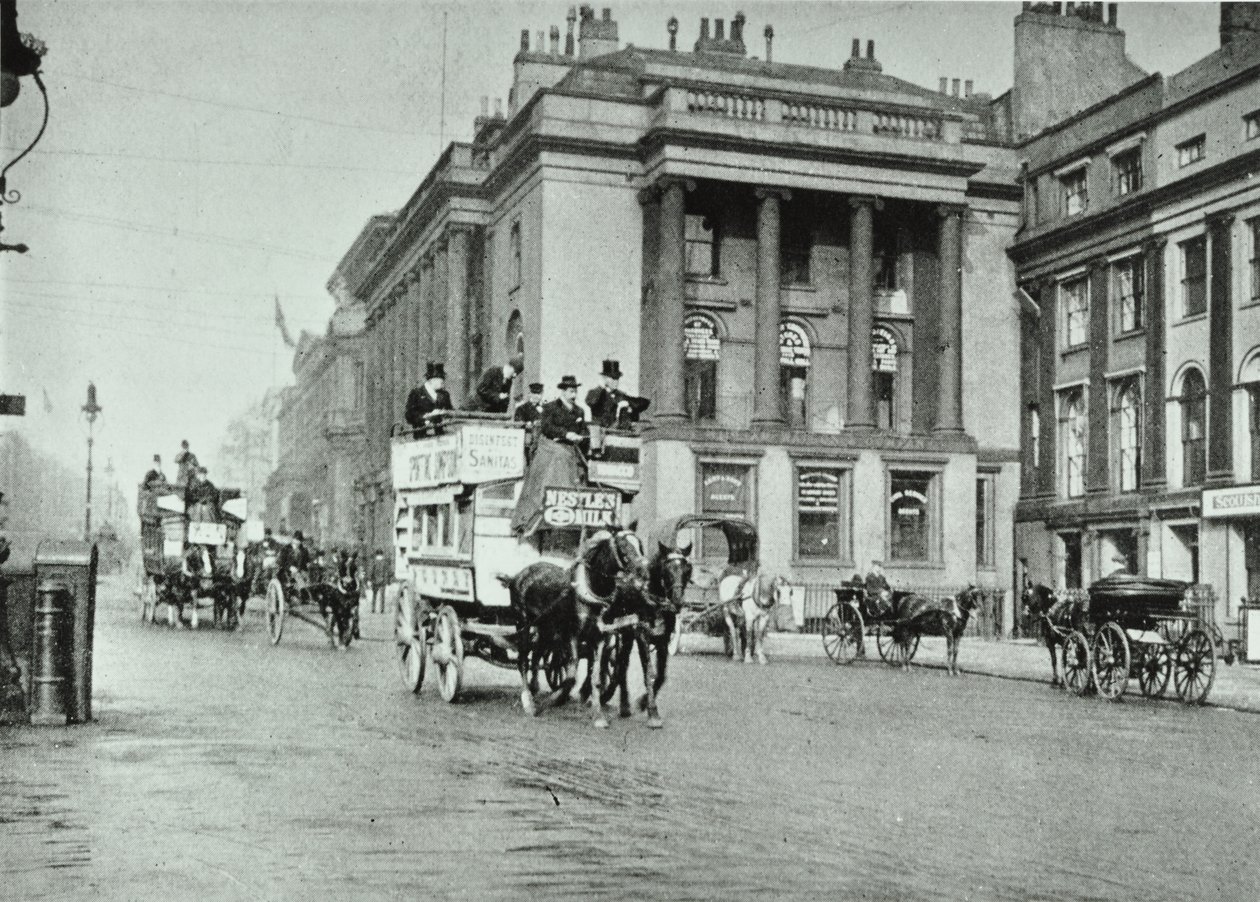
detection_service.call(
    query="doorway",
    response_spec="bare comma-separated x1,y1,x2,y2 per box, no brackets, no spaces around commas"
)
1245,520,1260,601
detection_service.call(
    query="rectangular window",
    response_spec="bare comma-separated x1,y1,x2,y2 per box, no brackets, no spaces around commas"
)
1246,111,1260,141
685,214,718,277
509,220,522,290
684,359,717,421
796,467,849,560
873,227,899,291
1250,218,1260,303
698,462,753,558
1249,386,1260,483
1180,236,1207,318
889,470,938,563
1112,148,1142,197
781,214,812,285
409,501,459,554
1177,135,1205,168
1061,168,1088,216
1059,390,1087,499
1061,276,1089,348
975,475,995,569
1111,256,1144,334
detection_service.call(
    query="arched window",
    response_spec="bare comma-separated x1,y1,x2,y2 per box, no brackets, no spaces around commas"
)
1112,380,1141,492
1180,368,1207,487
779,320,811,428
872,325,899,430
1059,389,1087,498
683,313,720,422
505,310,524,357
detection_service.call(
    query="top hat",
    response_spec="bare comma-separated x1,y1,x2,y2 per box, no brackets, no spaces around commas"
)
600,359,623,379
293,530,305,541
153,454,162,463
508,354,525,374
426,362,446,380
557,375,581,390
264,527,273,536
528,382,544,394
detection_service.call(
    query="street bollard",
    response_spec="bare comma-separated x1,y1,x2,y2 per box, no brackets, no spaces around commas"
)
30,580,70,725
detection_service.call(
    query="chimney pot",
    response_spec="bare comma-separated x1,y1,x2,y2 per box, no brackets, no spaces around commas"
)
1107,3,1117,25
951,78,961,96
1065,2,1075,15
851,38,860,58
550,25,560,53
764,23,774,63
964,79,973,97
602,7,611,21
939,77,948,93
495,98,503,118
866,39,874,59
732,12,745,42
668,16,678,50
480,96,489,116
1093,2,1103,21
715,18,725,40
520,29,530,52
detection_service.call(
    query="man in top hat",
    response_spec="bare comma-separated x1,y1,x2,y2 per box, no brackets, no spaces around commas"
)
185,465,221,520
540,376,589,448
406,362,453,430
143,454,166,489
278,530,313,589
585,359,650,430
469,354,525,414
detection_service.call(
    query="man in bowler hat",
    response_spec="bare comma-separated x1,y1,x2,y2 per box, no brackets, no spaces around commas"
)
541,375,589,448
406,362,454,430
585,359,650,430
469,354,524,414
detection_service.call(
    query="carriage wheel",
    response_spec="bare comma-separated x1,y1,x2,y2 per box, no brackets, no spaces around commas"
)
266,579,286,646
1062,630,1092,696
875,623,899,665
431,607,464,703
1173,629,1216,705
395,586,426,694
822,603,863,665
544,645,568,691
1091,621,1130,702
1137,642,1172,699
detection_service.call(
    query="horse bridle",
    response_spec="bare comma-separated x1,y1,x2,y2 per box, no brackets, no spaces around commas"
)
654,550,690,611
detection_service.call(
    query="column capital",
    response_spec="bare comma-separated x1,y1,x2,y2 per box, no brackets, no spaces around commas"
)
848,194,883,212
1143,234,1168,254
1205,209,1237,230
639,176,695,206
754,186,792,203
445,222,477,239
936,202,967,219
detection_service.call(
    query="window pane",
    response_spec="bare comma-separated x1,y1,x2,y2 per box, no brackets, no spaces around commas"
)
890,472,933,562
975,477,994,568
1063,278,1088,347
1113,149,1142,196
797,469,843,559
685,215,715,276
1181,237,1206,317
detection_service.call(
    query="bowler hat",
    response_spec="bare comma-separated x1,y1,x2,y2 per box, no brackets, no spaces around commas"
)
293,530,305,541
508,354,525,374
426,362,446,380
557,375,581,390
600,359,623,379
528,382,543,394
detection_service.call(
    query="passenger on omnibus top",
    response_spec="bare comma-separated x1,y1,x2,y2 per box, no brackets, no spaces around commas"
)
468,354,524,414
405,362,453,432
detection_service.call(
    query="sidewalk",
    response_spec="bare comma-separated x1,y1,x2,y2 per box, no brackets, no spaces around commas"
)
680,629,1260,714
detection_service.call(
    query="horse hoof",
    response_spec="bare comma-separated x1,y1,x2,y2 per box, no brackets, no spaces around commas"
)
593,718,609,730
743,654,752,664
647,717,663,730
636,694,648,712
619,706,633,719
520,691,538,717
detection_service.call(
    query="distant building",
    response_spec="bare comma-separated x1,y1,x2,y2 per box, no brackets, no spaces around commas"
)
342,4,1033,625
1010,3,1260,623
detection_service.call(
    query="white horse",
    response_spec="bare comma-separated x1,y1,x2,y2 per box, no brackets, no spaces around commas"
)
718,569,780,664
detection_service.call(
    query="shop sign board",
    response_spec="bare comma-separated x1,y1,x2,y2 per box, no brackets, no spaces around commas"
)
541,487,621,528
392,434,459,490
392,426,524,491
1201,485,1260,519
798,470,839,512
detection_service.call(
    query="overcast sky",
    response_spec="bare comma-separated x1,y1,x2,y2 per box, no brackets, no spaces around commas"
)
0,0,1219,507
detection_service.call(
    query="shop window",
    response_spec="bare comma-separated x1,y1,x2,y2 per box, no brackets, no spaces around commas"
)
683,314,719,422
1111,148,1142,197
1059,389,1087,498
975,474,995,569
1111,255,1144,334
1061,276,1089,349
1180,369,1207,487
685,214,719,277
779,320,811,428
796,467,849,560
698,462,753,558
1180,236,1207,318
889,470,938,563
1112,380,1141,493
872,325,899,430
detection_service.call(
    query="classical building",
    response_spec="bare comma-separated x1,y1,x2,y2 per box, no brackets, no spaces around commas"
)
1011,3,1260,624
343,4,1038,626
265,287,367,547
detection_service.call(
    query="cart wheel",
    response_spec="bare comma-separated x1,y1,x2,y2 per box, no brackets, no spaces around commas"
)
544,645,568,691
822,603,863,665
1173,629,1216,705
1062,630,1092,696
395,586,426,694
1091,621,1130,702
1137,642,1172,699
431,606,464,703
266,578,286,646
875,623,897,665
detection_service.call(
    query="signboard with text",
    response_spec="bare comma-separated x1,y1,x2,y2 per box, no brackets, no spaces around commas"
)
391,424,524,491
541,487,622,529
1202,485,1260,519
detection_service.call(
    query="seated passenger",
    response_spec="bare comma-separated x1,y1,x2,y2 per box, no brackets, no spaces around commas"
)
184,466,221,520
405,362,453,433
584,359,650,432
277,530,312,591
864,560,893,617
540,375,589,450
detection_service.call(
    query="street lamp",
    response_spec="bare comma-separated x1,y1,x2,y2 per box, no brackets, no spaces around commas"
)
82,383,102,541
1,0,50,254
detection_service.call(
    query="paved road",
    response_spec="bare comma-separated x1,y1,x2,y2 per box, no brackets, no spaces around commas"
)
5,576,1260,901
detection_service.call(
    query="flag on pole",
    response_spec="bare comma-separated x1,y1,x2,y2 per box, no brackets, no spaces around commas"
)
274,296,296,349
42,387,53,413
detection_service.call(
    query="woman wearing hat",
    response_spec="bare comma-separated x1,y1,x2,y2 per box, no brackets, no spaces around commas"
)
405,362,453,430
468,354,524,414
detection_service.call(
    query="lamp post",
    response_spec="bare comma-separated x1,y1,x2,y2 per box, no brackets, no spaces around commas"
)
1,0,50,254
82,383,101,541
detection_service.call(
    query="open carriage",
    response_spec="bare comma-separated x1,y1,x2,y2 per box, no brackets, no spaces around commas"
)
663,516,760,657
1057,575,1216,704
821,583,926,666
391,414,642,703
136,483,246,630
263,558,359,650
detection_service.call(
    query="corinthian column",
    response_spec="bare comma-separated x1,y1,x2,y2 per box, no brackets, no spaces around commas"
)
752,187,790,428
934,203,965,433
652,177,692,421
847,196,878,430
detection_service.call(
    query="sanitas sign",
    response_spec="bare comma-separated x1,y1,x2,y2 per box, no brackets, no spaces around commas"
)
391,425,524,490
541,487,621,528
1201,485,1260,519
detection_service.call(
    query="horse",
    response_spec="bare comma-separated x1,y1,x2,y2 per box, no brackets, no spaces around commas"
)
1021,583,1087,688
499,527,648,728
889,587,984,676
717,568,777,664
599,540,693,727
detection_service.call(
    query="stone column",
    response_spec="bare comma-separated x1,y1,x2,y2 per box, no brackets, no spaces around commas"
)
1142,238,1167,489
446,227,471,405
1207,211,1235,484
846,196,878,431
753,187,790,428
1037,280,1057,498
653,177,692,421
1087,258,1109,493
934,203,965,433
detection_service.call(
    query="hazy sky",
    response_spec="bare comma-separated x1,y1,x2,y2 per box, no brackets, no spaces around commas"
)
0,0,1220,505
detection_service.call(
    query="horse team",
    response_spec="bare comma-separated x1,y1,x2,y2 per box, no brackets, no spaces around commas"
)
497,526,986,729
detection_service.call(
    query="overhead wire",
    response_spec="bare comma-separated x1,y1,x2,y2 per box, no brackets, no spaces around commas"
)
2,275,328,303
4,145,423,177
2,285,320,323
4,292,279,335
5,296,280,348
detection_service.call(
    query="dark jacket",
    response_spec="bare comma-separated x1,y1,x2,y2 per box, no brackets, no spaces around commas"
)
406,385,453,428
369,555,391,585
540,399,588,444
585,386,650,429
278,541,311,577
513,400,542,424
470,367,514,414
864,570,891,598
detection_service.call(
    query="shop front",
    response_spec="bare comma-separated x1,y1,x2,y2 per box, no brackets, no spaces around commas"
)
1200,484,1260,632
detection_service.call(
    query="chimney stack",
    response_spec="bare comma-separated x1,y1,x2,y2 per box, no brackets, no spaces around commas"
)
668,16,678,51
939,77,948,93
851,38,860,58
537,30,545,53
764,24,774,62
732,12,745,43
566,6,576,54
480,96,489,117
550,25,560,54
1221,2,1260,47
520,29,529,52
494,98,503,118
964,79,973,97
1107,3,1117,25
715,18,725,41
602,7,611,20
700,17,710,41
951,78,961,97
866,39,875,59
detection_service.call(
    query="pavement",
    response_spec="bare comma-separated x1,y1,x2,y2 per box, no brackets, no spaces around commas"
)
671,625,1260,715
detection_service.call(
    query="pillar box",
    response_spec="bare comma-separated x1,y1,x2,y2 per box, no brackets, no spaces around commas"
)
33,541,97,724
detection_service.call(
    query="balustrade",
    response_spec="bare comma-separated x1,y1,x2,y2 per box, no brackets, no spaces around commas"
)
686,89,765,121
872,111,943,140
781,101,857,131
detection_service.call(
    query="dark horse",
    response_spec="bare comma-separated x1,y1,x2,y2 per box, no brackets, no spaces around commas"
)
890,587,984,676
499,528,648,728
1022,583,1087,687
599,540,693,728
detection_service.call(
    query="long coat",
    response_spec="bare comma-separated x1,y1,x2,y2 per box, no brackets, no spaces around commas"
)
585,386,650,429
406,385,453,428
469,367,514,414
540,399,588,444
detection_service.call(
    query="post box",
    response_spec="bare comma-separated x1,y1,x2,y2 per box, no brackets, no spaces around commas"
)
33,541,97,724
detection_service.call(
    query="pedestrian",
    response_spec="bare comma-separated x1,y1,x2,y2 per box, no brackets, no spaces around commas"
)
405,362,453,432
469,355,524,414
369,548,391,614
